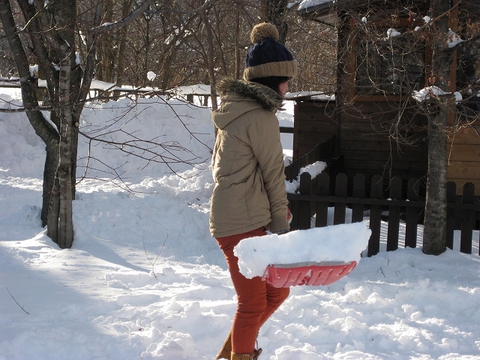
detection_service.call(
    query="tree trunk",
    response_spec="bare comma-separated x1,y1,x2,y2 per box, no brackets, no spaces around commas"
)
262,0,289,43
423,99,448,255
201,9,218,110
422,0,452,255
96,0,115,82
0,0,59,229
52,0,77,248
235,4,241,79
114,0,134,88
42,137,60,228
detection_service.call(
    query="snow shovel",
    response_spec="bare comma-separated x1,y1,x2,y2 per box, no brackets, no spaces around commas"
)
234,222,370,287
262,260,357,288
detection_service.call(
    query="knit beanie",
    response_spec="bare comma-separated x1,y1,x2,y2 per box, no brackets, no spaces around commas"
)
243,23,297,81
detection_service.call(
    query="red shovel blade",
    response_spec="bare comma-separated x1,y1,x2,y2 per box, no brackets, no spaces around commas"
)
262,261,357,288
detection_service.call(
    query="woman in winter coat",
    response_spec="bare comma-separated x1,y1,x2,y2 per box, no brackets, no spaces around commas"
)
210,23,297,360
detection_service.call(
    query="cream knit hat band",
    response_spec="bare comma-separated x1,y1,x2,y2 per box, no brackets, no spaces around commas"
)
243,60,297,81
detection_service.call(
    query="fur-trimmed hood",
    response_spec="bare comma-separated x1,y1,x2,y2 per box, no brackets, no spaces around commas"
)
213,78,283,130
217,77,283,111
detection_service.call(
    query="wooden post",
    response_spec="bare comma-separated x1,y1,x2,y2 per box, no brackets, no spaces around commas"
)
297,172,313,230
368,175,383,256
446,181,457,250
387,177,402,251
405,178,421,248
351,173,365,223
460,182,475,254
334,173,348,224
315,172,330,227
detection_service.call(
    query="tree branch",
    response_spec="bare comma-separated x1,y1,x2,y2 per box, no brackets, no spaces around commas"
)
89,0,213,35
7,288,29,315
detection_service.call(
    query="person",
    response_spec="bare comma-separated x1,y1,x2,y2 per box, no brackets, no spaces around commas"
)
209,22,297,360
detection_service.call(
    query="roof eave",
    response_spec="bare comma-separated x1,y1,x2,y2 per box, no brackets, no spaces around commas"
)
297,0,347,26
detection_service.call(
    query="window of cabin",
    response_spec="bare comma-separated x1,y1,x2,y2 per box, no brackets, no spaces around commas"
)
355,30,425,97
456,31,480,116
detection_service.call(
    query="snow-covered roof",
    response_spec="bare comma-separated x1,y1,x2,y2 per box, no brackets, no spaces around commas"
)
0,77,20,87
0,78,158,94
0,78,119,91
171,84,211,96
284,91,335,101
297,0,374,24
298,0,334,12
297,0,341,25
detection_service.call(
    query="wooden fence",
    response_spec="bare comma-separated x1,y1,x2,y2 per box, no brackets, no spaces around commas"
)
287,172,480,257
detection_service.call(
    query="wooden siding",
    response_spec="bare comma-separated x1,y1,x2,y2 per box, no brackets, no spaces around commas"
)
293,100,338,159
293,99,429,184
447,124,480,195
339,102,428,180
292,99,480,196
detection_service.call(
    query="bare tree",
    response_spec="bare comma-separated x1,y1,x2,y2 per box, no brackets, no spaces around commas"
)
84,0,334,93
0,0,101,248
93,0,134,87
0,0,159,248
0,0,233,249
0,0,338,92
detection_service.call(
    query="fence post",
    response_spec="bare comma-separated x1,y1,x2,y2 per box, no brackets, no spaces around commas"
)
460,182,475,254
297,172,313,230
315,172,330,227
368,175,383,257
387,177,402,251
334,173,348,224
352,174,365,223
405,178,421,248
446,182,457,250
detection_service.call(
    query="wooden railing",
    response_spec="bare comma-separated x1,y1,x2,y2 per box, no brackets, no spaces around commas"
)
287,172,480,256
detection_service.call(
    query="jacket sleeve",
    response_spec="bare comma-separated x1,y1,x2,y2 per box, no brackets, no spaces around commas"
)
248,110,289,233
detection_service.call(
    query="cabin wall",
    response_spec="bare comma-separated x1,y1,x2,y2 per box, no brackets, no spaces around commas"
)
447,123,480,194
293,100,338,159
293,100,429,187
339,102,428,181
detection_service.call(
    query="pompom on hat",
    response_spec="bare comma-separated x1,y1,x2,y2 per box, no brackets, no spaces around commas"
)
243,22,297,81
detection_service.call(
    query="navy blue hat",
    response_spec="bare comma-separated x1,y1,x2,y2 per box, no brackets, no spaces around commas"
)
243,23,297,81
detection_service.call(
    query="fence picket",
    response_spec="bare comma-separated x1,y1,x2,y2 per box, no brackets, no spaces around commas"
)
352,174,365,223
387,177,402,251
285,169,479,256
460,182,475,254
315,173,330,227
405,178,421,248
334,173,348,225
297,172,313,230
446,182,457,250
368,175,383,256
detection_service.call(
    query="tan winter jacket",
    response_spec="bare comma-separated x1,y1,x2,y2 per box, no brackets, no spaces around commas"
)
209,78,289,238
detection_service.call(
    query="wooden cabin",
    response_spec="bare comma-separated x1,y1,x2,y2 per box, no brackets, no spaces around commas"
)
295,0,480,195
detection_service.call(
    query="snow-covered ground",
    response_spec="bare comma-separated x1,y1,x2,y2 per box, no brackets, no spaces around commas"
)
1,89,480,360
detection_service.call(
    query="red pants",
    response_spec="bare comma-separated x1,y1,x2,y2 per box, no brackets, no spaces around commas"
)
216,228,290,354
